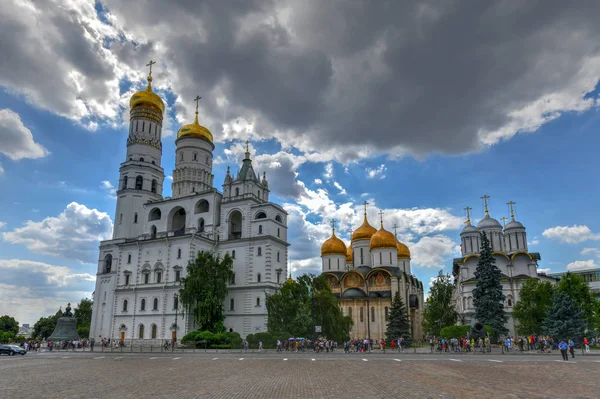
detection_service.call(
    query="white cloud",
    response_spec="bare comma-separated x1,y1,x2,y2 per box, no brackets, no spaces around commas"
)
528,238,540,246
2,202,113,263
0,221,5,229
580,247,600,257
566,260,597,271
314,178,322,185
0,109,48,160
100,180,117,199
410,235,460,268
366,164,387,179
0,259,95,325
333,181,347,195
537,268,551,274
542,225,600,244
324,162,334,180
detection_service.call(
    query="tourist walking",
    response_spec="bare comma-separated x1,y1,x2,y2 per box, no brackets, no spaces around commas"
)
568,339,575,358
583,337,589,353
558,340,568,361
258,341,263,352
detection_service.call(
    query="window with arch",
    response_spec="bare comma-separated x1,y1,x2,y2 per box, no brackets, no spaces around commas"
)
379,252,382,264
122,299,128,312
151,179,157,193
119,213,123,224
328,259,331,270
275,215,282,223
258,225,263,234
255,212,267,219
337,258,340,270
198,218,205,233
179,152,183,161
360,248,364,264
371,306,375,322
149,208,161,221
195,200,209,214
177,248,182,259
277,252,280,262
257,273,261,283
232,250,236,259
173,295,178,310
140,157,144,162
193,153,197,161
230,298,235,310
348,307,352,318
257,247,262,256
175,270,181,282
104,254,112,273
151,324,157,339
360,307,364,322
144,272,149,284
134,213,138,224
256,297,261,307
127,254,131,264
135,175,143,190
124,274,130,286
153,298,158,310
122,175,128,189
277,228,280,238
230,273,236,285
389,253,392,263
235,187,240,196
141,298,146,311
156,271,162,284
138,324,144,339
385,306,389,321
150,225,157,239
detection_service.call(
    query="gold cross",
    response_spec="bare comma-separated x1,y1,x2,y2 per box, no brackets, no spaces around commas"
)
330,218,336,231
464,206,472,224
362,201,369,217
393,223,398,237
481,195,490,216
146,60,156,77
193,95,201,113
506,201,516,220
378,210,384,226
500,217,508,228
245,140,250,153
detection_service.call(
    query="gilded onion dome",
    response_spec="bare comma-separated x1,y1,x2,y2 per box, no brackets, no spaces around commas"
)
177,111,213,143
130,75,165,114
370,224,397,250
397,240,410,258
346,244,353,263
352,215,377,241
321,231,347,256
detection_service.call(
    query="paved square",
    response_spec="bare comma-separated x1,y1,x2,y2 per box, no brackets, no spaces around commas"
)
1,351,597,398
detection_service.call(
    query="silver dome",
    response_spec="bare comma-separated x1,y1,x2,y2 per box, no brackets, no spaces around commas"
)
477,215,502,229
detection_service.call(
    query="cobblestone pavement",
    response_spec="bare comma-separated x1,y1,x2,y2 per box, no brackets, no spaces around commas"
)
1,351,598,399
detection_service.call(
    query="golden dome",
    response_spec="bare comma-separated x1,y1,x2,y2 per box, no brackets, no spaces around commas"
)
130,76,165,114
351,216,377,241
346,244,353,263
397,240,411,259
177,112,213,143
321,231,347,256
370,225,397,250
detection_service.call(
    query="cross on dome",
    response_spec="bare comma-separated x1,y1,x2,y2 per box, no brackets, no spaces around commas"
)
378,210,385,226
481,194,490,216
464,206,472,224
507,201,516,220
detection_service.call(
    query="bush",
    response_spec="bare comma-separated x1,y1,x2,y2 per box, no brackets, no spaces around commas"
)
228,331,242,348
182,330,239,347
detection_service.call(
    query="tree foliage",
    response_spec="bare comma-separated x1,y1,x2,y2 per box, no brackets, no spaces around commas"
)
266,274,352,341
74,298,93,338
0,315,19,335
386,292,411,341
513,279,555,335
543,291,586,341
556,272,595,329
422,271,458,336
473,232,508,337
179,251,233,332
31,311,62,340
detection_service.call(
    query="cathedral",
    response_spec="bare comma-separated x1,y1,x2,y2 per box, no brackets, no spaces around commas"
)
90,63,289,343
452,198,555,336
320,206,425,341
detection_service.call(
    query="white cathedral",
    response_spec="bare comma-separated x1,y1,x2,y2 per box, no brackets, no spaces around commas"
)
452,199,555,336
90,65,289,344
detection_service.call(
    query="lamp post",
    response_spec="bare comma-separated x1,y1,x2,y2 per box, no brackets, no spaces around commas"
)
173,294,179,352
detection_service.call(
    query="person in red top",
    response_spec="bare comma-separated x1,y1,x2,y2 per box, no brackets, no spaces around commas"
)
391,339,395,351
583,337,589,353
382,339,386,352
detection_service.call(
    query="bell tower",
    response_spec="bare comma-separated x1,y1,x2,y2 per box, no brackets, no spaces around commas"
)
113,60,165,239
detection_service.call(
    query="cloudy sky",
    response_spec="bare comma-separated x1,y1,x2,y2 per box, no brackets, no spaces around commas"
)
2,0,600,325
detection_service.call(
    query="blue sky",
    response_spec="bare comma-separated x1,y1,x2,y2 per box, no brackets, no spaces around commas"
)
2,1,600,325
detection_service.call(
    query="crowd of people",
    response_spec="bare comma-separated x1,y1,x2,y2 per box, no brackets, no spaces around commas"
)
429,336,491,353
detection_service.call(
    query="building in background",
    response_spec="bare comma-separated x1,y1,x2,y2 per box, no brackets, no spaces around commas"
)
548,269,600,299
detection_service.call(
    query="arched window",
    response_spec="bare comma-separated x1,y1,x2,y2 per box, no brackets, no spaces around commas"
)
198,218,205,233
104,254,112,273
149,208,161,221
348,307,353,318
277,252,280,262
173,295,178,310
195,200,209,214
141,299,146,311
275,215,282,223
337,258,340,270
150,225,157,239
463,297,467,310
255,212,267,219
277,228,280,238
328,259,331,270
360,248,364,264
257,247,262,256
193,153,197,161
507,299,512,307
135,175,143,190
151,179,157,193
235,187,240,196
179,152,183,161
144,272,149,284
230,273,236,285
140,157,144,162
232,250,236,259
156,271,162,283
122,175,128,189
153,298,158,310
177,248,182,259
230,298,235,310
371,306,375,322
360,307,364,322
229,210,243,239
175,270,181,282
122,299,128,312
258,225,263,234
170,207,186,234
127,254,131,264
257,273,261,283
256,297,261,307
134,213,138,224
385,307,389,321
151,324,157,339
379,252,382,264
138,324,144,339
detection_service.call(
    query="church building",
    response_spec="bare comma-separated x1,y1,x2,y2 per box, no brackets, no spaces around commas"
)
320,205,425,341
452,198,555,336
90,63,289,344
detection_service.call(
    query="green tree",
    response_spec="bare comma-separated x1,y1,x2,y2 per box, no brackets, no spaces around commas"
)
0,315,19,335
513,279,555,335
386,291,411,341
422,271,458,336
310,274,353,342
179,251,233,332
31,310,62,340
473,232,508,337
543,291,586,342
557,272,595,329
74,298,93,338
